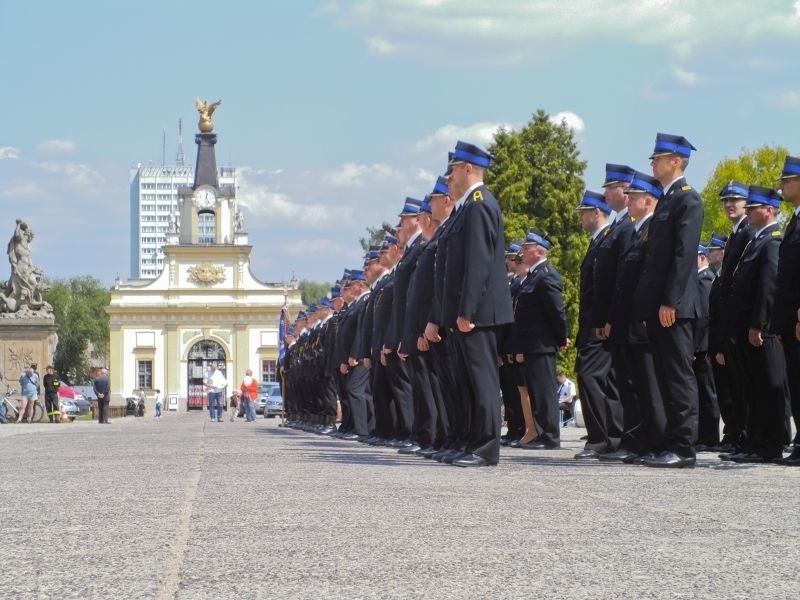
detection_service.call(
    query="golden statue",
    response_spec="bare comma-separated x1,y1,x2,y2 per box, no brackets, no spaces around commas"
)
195,98,222,133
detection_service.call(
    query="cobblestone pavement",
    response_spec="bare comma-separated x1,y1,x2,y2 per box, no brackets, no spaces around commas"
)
1,412,798,599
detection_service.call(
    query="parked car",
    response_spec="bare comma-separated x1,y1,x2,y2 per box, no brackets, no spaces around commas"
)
58,385,92,413
254,382,279,415
263,386,283,418
57,398,82,421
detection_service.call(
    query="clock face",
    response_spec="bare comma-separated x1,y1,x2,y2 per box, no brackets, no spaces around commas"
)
195,188,216,209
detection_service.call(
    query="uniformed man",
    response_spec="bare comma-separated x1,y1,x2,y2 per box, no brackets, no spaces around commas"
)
711,181,754,453
430,141,514,467
694,245,720,450
43,365,61,423
773,155,800,466
499,243,525,446
509,230,568,449
722,186,788,463
574,190,621,460
634,133,703,469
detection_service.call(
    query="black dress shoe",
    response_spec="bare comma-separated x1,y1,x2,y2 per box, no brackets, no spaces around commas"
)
432,449,452,462
642,451,696,468
340,432,362,440
398,444,422,455
695,443,720,453
520,439,560,450
416,446,438,458
574,448,600,460
599,449,639,462
452,453,497,467
730,452,781,464
623,452,653,465
444,450,467,464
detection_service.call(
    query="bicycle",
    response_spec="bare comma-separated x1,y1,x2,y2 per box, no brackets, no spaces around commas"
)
2,387,45,423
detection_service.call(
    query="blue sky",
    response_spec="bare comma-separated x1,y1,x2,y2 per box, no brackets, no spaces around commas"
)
2,0,800,287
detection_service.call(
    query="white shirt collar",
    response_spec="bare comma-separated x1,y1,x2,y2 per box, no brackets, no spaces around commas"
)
698,265,710,274
664,176,683,196
795,206,800,217
592,223,610,241
528,258,548,273
754,222,775,238
356,290,370,302
733,214,747,234
406,230,422,248
613,207,629,223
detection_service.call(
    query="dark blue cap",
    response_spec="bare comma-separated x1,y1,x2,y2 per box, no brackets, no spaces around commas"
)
523,230,553,250
379,241,389,252
506,242,522,254
449,141,492,169
297,311,307,320
697,245,708,256
720,180,748,199
603,163,635,187
385,233,398,245
287,326,296,336
627,171,664,200
399,197,423,216
319,298,333,309
349,269,366,282
330,286,341,298
430,176,449,197
649,133,697,159
365,249,380,263
576,190,612,214
745,185,781,208
780,155,800,179
306,305,317,314
707,232,727,249
420,199,432,214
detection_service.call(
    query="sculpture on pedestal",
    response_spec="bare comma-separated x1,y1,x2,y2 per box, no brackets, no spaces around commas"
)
1,219,53,317
195,98,221,133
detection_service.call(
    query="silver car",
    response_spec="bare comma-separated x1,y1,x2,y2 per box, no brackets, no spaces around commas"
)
254,383,279,415
262,386,283,418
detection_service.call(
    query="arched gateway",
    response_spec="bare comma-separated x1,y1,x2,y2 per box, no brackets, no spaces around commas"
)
187,340,227,410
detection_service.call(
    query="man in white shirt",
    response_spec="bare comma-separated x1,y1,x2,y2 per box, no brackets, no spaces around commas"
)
204,362,227,422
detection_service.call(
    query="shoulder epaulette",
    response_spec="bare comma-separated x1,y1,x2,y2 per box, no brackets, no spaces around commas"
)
681,185,692,191
772,230,782,237
472,190,484,202
603,228,610,236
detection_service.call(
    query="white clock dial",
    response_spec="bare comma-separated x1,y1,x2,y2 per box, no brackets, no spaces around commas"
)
195,189,216,209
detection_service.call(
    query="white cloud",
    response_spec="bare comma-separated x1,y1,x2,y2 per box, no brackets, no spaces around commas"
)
324,162,398,187
367,36,397,55
414,121,512,154
38,161,105,186
548,111,586,134
0,146,20,160
672,66,700,86
776,90,800,108
37,139,78,154
0,180,46,199
284,238,363,261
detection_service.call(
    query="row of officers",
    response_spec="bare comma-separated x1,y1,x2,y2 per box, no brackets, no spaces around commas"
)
280,134,800,469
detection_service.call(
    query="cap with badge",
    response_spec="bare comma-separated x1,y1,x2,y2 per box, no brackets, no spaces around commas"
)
319,298,333,309
745,185,781,208
448,141,492,169
627,171,664,199
506,242,523,255
602,163,635,188
576,190,612,214
720,180,748,199
707,232,727,249
779,155,800,180
649,133,697,159
697,245,708,256
349,269,367,282
523,229,553,250
384,233,398,246
430,176,449,197
398,197,423,216
330,285,341,299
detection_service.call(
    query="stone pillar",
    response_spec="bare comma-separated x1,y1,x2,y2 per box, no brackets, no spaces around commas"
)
0,317,58,389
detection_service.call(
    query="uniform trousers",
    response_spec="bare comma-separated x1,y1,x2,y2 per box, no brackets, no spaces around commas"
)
780,333,800,445
627,342,667,455
500,361,524,440
610,344,641,452
521,352,559,447
386,353,414,440
647,319,698,458
693,352,720,446
344,364,372,436
336,372,352,432
452,326,502,463
409,353,440,448
576,339,621,453
427,338,454,448
370,363,395,438
45,393,59,422
444,333,471,449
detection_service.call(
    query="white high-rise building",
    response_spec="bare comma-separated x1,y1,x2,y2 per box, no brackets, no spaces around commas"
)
129,165,237,278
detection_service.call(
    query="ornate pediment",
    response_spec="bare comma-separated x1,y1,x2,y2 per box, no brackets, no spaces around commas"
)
187,263,225,286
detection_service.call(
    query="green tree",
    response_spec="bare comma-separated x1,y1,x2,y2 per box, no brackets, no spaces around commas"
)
486,110,588,373
43,276,110,384
298,279,332,306
700,145,791,240
359,222,394,252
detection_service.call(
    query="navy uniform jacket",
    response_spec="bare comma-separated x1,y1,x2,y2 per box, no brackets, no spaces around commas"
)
724,222,782,336
709,218,753,352
592,214,635,328
371,273,395,361
693,267,716,352
336,295,369,365
507,261,568,354
387,234,424,351
609,216,652,346
360,273,391,361
633,177,703,320
323,312,342,377
440,185,514,329
577,224,610,348
429,214,458,327
403,235,437,355
771,212,800,336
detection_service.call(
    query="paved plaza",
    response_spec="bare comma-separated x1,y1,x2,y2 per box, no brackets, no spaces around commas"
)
1,412,798,599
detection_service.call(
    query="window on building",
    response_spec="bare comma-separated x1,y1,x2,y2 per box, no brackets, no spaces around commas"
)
198,212,215,244
138,360,153,389
262,360,277,383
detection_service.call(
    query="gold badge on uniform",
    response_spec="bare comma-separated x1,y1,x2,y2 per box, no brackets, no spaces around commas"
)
473,190,484,202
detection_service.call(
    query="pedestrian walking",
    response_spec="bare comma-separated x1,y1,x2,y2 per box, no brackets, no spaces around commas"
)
18,366,40,423
240,369,258,422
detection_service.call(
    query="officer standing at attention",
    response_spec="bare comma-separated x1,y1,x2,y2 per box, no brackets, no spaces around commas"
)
438,141,514,467
634,133,703,469
574,190,621,460
43,365,61,423
694,245,720,450
773,155,800,466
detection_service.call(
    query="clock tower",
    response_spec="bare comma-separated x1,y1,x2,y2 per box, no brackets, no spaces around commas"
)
174,118,239,246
